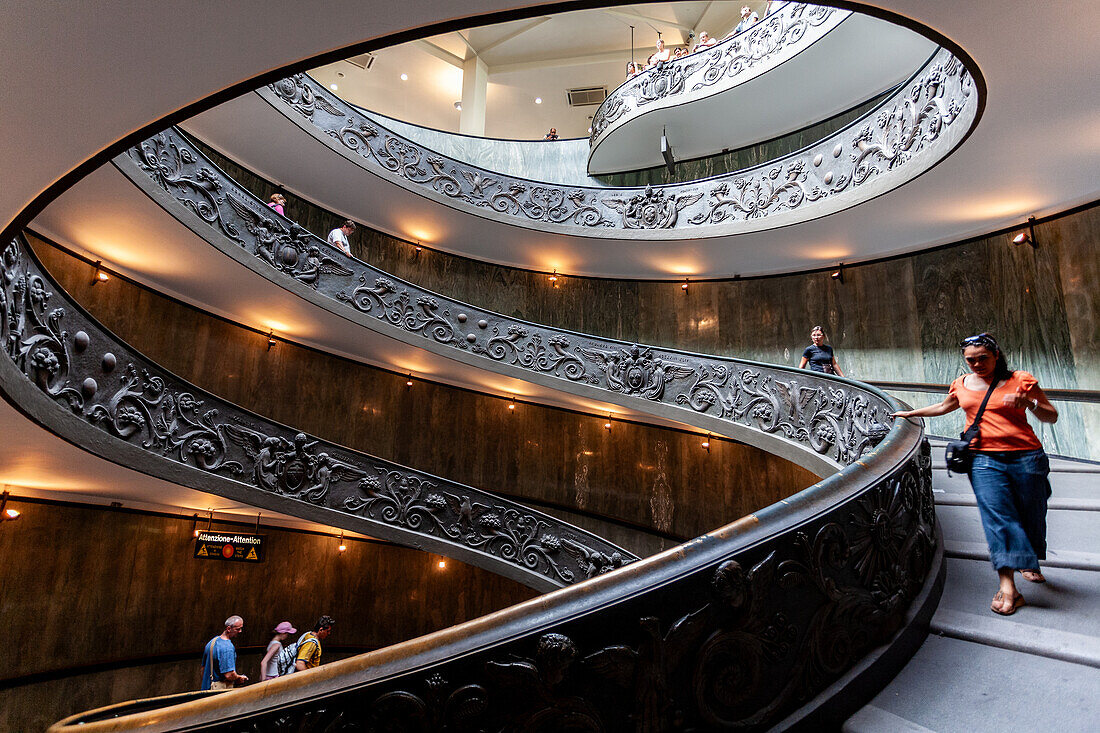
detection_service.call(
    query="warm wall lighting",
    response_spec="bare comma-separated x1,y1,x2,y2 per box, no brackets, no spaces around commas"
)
406,373,414,387
1013,216,1038,248
508,396,516,411
414,240,422,253
701,434,711,452
266,331,277,351
1,492,20,523
549,269,559,287
337,532,347,553
92,261,109,285
681,278,689,291
604,413,613,432
191,512,200,538
830,264,844,283
437,560,447,570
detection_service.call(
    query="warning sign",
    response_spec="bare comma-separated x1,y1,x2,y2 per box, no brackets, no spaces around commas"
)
194,531,265,563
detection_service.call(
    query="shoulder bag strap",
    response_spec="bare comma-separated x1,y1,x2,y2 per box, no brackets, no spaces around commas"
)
962,378,999,446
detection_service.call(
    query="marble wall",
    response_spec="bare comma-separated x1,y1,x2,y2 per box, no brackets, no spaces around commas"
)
0,498,535,731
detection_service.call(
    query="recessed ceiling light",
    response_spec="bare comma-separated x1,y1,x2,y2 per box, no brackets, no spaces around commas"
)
534,97,542,104
400,73,408,81
336,71,345,78
330,83,338,91
453,101,462,110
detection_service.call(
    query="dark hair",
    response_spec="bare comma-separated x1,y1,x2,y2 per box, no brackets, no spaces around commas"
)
960,332,1013,380
315,615,336,631
342,220,356,231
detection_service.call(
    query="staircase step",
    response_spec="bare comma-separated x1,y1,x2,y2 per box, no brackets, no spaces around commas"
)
938,503,1099,557
931,467,1099,500
940,559,1100,638
854,635,1100,733
842,705,936,733
935,494,1100,512
945,540,1100,571
931,608,1100,668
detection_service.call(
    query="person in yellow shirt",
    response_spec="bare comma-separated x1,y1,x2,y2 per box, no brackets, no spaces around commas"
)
294,615,335,671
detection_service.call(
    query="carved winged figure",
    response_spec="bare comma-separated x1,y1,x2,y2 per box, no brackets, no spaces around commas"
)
578,344,695,401
222,423,292,494
295,245,353,287
559,537,628,578
302,451,366,504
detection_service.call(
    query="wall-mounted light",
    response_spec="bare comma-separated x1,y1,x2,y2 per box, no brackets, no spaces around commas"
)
437,559,447,570
406,373,414,388
91,260,109,285
414,240,422,253
337,531,347,553
453,101,462,111
191,512,200,538
508,396,516,411
1,491,21,523
701,434,711,452
604,413,613,432
681,278,689,291
830,264,844,283
266,331,277,351
549,269,559,288
1012,216,1038,248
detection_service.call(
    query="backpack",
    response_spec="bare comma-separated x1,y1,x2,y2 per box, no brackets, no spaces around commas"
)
275,633,318,676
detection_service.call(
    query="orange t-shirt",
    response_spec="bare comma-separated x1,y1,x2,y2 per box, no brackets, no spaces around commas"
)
948,371,1042,451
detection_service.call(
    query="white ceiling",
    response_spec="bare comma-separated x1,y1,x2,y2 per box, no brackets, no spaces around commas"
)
308,2,772,139
3,0,1100,514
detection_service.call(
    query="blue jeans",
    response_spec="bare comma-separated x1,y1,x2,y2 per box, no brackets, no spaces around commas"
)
969,449,1051,571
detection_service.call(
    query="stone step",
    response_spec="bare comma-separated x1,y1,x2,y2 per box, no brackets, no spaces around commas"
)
851,635,1100,733
842,705,936,733
931,608,1100,668
935,493,1100,512
945,540,1100,572
939,559,1100,638
931,466,1099,500
937,503,1099,557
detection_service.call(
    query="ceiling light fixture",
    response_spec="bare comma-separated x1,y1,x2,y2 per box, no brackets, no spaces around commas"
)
1012,216,1038,248
534,97,542,104
831,264,844,283
329,83,338,91
400,73,408,81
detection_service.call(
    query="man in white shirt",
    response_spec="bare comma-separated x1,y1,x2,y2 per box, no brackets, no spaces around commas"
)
327,220,355,256
731,5,760,36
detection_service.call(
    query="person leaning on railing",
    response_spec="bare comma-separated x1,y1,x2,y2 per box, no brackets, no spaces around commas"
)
890,333,1058,616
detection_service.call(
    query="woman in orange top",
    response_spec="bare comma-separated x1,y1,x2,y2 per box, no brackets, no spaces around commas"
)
891,333,1058,616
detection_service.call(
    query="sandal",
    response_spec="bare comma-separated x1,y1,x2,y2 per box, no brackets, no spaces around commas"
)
991,590,1025,616
1021,569,1046,583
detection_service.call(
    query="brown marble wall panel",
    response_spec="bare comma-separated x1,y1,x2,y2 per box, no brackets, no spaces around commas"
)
29,236,817,542
0,498,535,731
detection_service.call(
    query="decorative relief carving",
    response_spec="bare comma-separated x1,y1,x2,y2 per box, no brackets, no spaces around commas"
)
216,444,934,732
1,236,634,588
257,42,975,237
116,129,897,469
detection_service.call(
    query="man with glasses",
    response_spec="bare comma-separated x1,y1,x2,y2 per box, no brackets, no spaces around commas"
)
201,615,249,690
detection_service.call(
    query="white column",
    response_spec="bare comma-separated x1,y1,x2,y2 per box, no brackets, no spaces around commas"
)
459,55,488,136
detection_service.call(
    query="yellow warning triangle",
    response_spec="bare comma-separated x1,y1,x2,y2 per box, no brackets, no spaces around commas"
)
197,544,209,556
245,547,258,561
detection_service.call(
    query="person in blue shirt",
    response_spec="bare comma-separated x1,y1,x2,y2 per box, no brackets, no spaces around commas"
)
799,325,845,376
201,615,249,690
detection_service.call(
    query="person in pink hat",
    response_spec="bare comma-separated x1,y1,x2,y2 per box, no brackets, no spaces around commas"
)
260,621,297,681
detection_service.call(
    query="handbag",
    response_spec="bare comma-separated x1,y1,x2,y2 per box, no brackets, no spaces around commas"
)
944,378,998,474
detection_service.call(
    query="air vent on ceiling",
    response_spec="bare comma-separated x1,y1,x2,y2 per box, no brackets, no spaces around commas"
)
567,86,607,107
347,52,375,70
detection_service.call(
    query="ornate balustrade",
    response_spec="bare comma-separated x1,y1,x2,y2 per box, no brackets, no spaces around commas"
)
256,46,975,239
116,127,897,476
588,3,847,163
0,234,634,591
